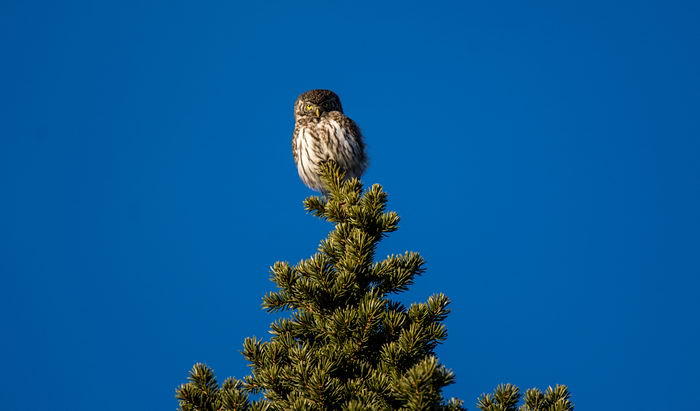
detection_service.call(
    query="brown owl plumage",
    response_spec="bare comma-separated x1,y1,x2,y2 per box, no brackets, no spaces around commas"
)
292,89,368,192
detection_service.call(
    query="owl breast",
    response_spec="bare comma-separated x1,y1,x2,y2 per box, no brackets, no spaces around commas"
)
293,114,367,192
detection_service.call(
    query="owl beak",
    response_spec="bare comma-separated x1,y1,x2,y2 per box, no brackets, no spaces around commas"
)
314,107,321,117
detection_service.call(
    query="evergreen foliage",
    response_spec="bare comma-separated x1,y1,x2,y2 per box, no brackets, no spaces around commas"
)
476,384,573,411
176,161,573,410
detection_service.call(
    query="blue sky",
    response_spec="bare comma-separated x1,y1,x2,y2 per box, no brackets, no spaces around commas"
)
2,1,699,409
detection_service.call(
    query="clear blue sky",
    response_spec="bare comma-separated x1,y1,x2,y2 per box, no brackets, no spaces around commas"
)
2,1,699,409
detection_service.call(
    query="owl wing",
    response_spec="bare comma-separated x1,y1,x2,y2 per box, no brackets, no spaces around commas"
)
328,111,368,175
330,111,362,142
291,123,300,164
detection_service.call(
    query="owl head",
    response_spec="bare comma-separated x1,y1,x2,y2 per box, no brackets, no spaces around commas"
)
294,89,344,118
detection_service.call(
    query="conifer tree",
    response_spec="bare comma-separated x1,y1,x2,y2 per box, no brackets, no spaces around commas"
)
476,384,573,411
176,162,573,410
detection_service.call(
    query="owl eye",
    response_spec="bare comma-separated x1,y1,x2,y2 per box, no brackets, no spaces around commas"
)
305,104,313,111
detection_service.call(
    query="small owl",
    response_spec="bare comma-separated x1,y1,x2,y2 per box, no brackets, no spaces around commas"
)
292,89,368,193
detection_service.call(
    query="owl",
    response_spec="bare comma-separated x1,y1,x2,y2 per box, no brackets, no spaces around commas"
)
292,89,368,193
